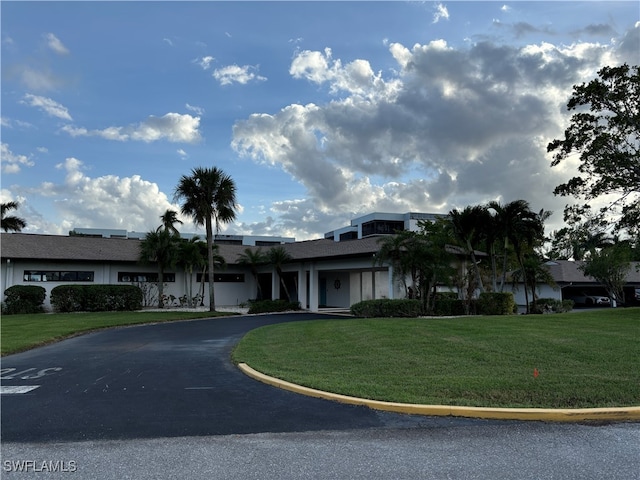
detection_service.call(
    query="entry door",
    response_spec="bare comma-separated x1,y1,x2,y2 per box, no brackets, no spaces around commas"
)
319,278,327,307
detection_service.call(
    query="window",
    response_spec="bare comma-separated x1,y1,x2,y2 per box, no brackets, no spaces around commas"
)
196,273,245,283
361,220,404,237
23,270,94,282
118,272,175,283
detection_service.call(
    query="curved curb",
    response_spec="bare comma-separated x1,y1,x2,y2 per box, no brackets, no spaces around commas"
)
238,363,640,423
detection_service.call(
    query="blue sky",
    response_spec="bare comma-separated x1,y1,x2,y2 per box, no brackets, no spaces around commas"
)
2,1,638,240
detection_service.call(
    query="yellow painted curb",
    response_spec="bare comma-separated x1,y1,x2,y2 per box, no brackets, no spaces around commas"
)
238,363,640,423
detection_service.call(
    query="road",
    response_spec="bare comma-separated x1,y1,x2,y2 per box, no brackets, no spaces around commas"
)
2,313,639,479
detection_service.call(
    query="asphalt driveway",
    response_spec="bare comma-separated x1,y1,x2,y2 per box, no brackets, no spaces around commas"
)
1,313,435,442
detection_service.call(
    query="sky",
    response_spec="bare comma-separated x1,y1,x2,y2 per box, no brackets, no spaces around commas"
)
1,1,639,241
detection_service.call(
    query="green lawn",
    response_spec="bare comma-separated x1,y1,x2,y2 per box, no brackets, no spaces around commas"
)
1,310,231,356
232,309,640,408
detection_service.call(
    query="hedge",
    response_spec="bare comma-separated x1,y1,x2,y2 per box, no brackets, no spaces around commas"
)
50,285,143,312
3,285,46,314
247,299,301,314
477,292,516,315
350,299,422,318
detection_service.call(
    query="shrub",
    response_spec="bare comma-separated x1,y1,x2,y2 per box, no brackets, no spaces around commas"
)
350,299,422,318
478,292,515,315
3,285,46,314
247,299,301,314
530,298,574,314
432,298,470,316
50,285,143,312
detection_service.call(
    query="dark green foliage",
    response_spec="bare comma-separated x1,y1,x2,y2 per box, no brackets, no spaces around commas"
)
50,285,143,312
247,299,301,314
350,299,422,318
530,297,574,314
478,292,516,315
3,285,46,314
432,297,472,316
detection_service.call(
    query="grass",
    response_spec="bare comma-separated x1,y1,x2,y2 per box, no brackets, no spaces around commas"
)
232,308,640,408
1,310,233,356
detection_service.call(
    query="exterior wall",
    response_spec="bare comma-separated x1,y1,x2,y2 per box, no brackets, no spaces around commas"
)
509,284,561,307
1,259,252,310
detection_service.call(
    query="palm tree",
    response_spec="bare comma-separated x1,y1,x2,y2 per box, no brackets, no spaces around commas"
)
490,200,545,313
237,248,267,300
139,229,179,308
177,236,206,307
174,167,238,311
160,209,183,236
1,201,27,232
267,246,293,301
447,205,490,294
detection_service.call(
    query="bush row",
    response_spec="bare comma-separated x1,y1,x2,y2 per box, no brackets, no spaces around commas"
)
530,298,574,314
350,293,520,318
350,299,422,318
3,285,47,314
50,285,143,312
247,299,302,314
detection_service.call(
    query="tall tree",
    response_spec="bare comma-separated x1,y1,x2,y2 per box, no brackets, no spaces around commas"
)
175,167,238,311
177,236,206,307
447,205,490,294
548,64,640,236
267,246,293,301
1,201,27,232
160,209,183,236
376,221,454,314
237,248,268,300
579,243,632,306
139,228,179,308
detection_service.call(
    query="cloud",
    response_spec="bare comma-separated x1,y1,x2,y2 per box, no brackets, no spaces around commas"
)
7,65,62,91
197,55,214,70
177,148,188,159
18,157,190,233
61,113,201,143
163,38,174,47
213,64,267,86
1,143,34,174
433,3,450,23
185,103,204,115
289,48,398,99
21,94,72,120
44,33,69,55
232,28,632,239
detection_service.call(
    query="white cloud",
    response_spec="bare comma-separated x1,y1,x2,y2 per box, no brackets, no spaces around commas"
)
22,157,190,233
22,94,72,120
1,143,34,174
233,29,632,239
433,3,450,23
61,113,201,143
213,64,267,86
289,48,398,100
177,148,188,159
501,5,511,13
163,38,174,47
185,103,204,115
9,65,61,91
198,55,214,70
44,33,69,55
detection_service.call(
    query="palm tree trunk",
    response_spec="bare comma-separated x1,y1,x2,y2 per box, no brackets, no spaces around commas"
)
206,217,216,311
157,265,164,308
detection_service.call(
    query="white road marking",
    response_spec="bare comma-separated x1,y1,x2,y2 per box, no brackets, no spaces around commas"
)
0,385,40,394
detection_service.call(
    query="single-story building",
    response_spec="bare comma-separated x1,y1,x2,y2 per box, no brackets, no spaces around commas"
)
2,211,638,311
0,232,401,312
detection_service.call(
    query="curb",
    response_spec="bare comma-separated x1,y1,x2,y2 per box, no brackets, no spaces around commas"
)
238,363,640,423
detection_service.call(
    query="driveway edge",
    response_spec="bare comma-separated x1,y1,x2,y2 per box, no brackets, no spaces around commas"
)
238,363,640,423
